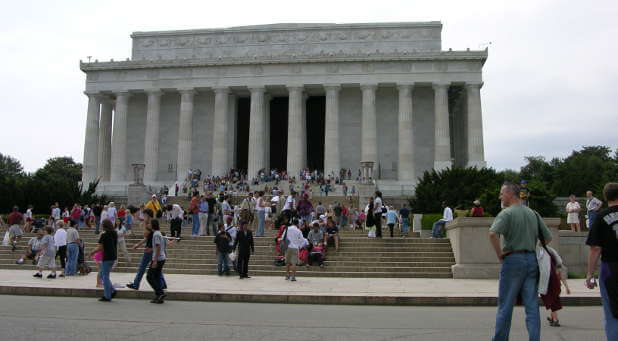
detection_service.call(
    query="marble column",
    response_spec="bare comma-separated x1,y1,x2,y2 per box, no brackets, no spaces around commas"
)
301,94,308,171
286,86,303,178
211,87,230,176
247,87,265,178
264,94,271,170
433,83,452,171
97,98,113,181
397,84,415,181
110,92,130,182
324,84,341,177
227,94,237,171
143,89,162,184
176,89,195,182
82,92,101,186
466,83,487,168
360,84,378,177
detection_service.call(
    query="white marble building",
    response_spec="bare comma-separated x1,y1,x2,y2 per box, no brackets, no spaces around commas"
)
80,22,487,195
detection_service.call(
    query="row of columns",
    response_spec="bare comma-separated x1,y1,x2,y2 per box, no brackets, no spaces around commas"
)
81,82,485,186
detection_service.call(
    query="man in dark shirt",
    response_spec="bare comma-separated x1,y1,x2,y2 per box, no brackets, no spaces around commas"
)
214,224,231,275
399,204,411,237
92,204,102,234
586,182,618,339
233,221,255,279
324,218,339,251
206,193,218,236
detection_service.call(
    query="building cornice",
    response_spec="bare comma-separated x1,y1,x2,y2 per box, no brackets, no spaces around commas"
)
130,22,443,38
80,50,488,72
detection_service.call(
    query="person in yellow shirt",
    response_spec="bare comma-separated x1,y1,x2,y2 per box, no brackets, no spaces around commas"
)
145,195,162,218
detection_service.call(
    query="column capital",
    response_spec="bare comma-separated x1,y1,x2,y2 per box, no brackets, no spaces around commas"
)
360,84,378,91
83,91,103,100
324,84,341,92
248,86,265,94
286,84,304,91
397,83,415,90
465,82,484,89
432,82,450,90
213,86,230,95
178,88,196,96
145,88,163,96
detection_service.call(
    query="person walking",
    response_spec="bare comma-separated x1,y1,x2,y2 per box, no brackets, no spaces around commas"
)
168,204,183,239
65,221,80,276
189,193,200,236
585,190,603,229
89,219,118,302
144,195,162,219
233,220,254,279
488,183,552,341
256,191,266,237
126,210,166,291
198,195,209,236
585,182,618,339
33,226,57,279
284,218,304,281
54,221,67,277
214,224,231,275
373,191,384,238
399,203,411,238
386,206,399,238
147,219,167,304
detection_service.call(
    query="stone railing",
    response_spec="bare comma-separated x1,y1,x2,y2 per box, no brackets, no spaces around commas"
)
445,217,561,279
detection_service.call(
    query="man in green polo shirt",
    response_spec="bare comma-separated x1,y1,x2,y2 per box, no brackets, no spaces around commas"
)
488,183,552,341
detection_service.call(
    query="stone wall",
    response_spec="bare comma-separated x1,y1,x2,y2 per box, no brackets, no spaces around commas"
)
446,217,561,279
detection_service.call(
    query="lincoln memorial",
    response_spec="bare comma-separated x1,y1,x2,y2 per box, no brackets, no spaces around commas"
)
79,22,487,195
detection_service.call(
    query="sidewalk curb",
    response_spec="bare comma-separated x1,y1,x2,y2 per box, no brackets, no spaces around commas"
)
0,286,601,306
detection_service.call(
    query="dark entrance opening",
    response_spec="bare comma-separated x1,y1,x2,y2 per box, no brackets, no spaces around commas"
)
269,97,289,171
235,98,250,172
306,96,325,171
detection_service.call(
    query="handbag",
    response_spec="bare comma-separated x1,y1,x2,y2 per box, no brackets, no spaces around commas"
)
2,231,9,246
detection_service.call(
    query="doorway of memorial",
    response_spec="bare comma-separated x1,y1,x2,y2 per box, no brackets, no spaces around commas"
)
269,97,288,172
306,96,325,172
235,98,250,172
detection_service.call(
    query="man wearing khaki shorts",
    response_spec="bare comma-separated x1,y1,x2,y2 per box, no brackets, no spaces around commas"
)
284,218,305,282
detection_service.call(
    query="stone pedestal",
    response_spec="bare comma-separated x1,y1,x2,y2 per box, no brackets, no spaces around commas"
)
412,214,423,233
357,183,377,211
446,217,561,279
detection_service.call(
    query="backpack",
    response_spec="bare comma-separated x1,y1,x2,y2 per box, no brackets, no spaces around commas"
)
280,228,289,255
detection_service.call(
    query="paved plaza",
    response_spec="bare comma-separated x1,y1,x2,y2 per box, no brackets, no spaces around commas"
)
0,269,600,305
0,295,606,341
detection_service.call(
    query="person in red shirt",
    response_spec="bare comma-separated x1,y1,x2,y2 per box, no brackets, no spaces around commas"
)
71,204,81,227
470,200,485,217
7,206,24,251
118,205,127,223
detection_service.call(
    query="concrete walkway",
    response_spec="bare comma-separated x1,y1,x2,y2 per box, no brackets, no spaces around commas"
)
0,269,600,306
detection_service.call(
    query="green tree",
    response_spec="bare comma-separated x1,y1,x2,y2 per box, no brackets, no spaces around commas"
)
410,167,504,214
551,146,616,196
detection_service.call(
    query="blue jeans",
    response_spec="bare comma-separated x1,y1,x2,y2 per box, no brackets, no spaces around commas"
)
402,217,410,234
432,220,446,238
65,243,79,275
191,213,200,236
588,210,599,227
600,262,618,339
257,211,265,236
217,251,229,274
133,252,166,289
100,260,115,299
493,252,540,341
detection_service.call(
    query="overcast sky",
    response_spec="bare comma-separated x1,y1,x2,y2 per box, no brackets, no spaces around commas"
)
1,0,616,172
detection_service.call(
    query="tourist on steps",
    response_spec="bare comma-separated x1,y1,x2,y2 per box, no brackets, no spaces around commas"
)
233,220,254,279
126,209,166,291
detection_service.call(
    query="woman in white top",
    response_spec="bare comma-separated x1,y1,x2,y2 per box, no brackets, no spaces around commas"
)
565,195,581,232
256,191,266,237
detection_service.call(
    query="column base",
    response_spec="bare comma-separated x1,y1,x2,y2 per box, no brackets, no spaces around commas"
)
466,160,487,169
433,161,452,172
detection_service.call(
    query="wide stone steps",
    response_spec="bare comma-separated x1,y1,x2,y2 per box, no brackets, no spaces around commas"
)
2,224,454,278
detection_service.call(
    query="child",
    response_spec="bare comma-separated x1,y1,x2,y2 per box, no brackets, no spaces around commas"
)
541,245,571,327
116,218,131,263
